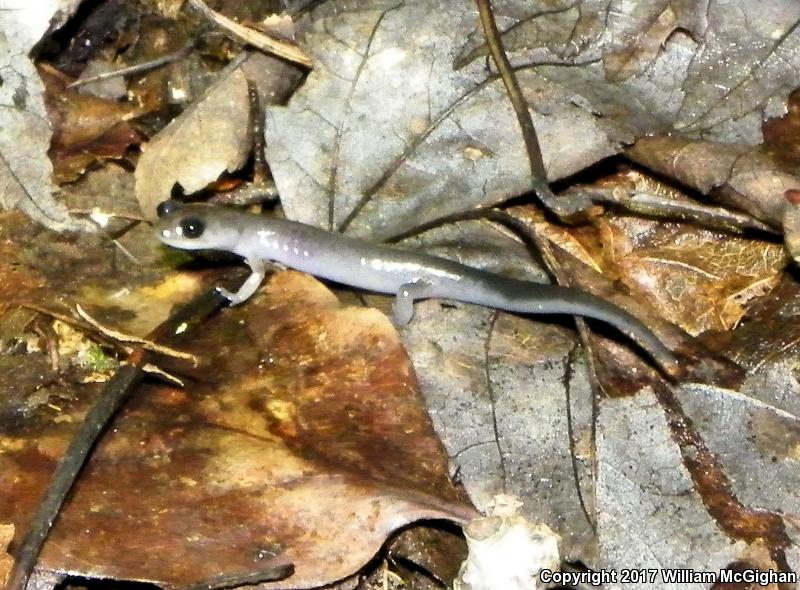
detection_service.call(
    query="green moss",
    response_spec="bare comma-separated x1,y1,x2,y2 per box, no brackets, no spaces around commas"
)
80,342,118,373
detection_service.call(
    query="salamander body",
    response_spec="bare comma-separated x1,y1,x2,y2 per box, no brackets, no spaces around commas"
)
154,202,678,372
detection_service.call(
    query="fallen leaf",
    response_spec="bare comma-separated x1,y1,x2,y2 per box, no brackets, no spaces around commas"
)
784,190,800,264
709,274,800,372
40,66,143,183
0,523,14,587
388,525,467,587
764,88,800,169
53,0,139,77
587,171,789,336
134,59,252,216
135,52,303,217
626,136,800,230
0,2,94,231
1,271,476,588
596,390,752,581
71,59,128,99
265,0,800,240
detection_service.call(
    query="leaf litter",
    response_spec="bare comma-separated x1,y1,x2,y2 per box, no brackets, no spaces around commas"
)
0,1,94,232
2,0,800,588
0,270,475,589
263,0,800,582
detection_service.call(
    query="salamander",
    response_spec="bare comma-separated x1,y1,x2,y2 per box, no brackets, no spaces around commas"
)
154,201,678,373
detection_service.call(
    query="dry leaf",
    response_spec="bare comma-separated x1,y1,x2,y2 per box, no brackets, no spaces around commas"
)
265,0,800,240
584,172,790,336
0,523,14,587
784,190,800,264
597,391,748,579
0,2,94,231
0,271,476,588
135,59,253,216
135,52,302,217
40,66,142,183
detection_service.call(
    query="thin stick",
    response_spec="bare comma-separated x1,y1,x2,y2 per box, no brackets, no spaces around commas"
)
181,564,295,590
186,0,313,68
473,0,592,218
75,304,199,363
584,188,778,234
66,44,194,90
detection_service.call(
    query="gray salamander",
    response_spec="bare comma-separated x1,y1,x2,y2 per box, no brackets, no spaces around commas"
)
154,203,678,373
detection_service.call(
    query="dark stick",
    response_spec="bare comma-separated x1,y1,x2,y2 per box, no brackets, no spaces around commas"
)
208,78,279,207
7,288,235,590
473,0,592,218
181,564,295,590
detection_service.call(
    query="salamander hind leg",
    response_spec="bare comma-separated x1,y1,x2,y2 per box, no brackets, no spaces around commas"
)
392,281,435,327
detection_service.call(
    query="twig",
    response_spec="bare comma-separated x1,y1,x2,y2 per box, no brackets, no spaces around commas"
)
186,0,313,68
66,44,194,90
473,0,593,219
470,0,684,373
75,304,199,364
6,287,276,590
208,78,279,207
20,303,130,356
581,187,778,234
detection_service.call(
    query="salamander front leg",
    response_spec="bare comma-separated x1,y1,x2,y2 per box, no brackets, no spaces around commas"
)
392,281,434,326
217,257,267,305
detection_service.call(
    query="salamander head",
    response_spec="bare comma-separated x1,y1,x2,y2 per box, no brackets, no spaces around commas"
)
154,201,243,253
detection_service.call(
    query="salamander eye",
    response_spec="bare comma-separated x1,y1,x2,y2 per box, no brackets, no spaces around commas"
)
179,217,205,239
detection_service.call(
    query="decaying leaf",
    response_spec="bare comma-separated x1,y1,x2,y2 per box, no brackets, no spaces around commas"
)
784,190,800,264
597,391,750,580
710,274,800,372
4,0,800,586
0,1,94,232
388,525,467,587
134,57,253,216
135,52,302,217
584,171,790,336
265,0,800,241
40,66,143,183
1,271,476,588
70,59,128,99
764,88,800,168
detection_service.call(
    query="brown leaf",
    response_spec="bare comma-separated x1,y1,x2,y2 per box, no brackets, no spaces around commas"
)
711,274,800,371
1,272,475,588
784,190,800,264
388,525,467,587
603,3,687,82
0,523,13,587
40,66,143,183
764,88,800,169
0,213,48,312
266,0,800,239
587,176,789,336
